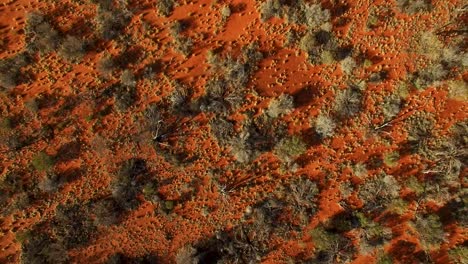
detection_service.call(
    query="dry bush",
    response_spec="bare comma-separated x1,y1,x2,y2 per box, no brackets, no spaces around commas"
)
412,214,446,250
358,174,400,214
156,0,175,17
25,12,60,53
58,35,85,63
266,94,294,118
97,52,115,77
96,7,131,40
303,3,331,29
0,53,30,90
314,113,336,138
260,0,281,21
333,86,363,118
174,36,193,57
396,0,433,14
120,69,136,87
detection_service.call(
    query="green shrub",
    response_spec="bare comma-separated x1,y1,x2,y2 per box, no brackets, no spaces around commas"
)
412,214,445,250
274,135,307,161
31,151,55,172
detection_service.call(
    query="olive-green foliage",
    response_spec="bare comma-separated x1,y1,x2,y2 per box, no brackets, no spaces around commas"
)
358,174,400,214
274,135,307,161
448,246,468,264
413,214,445,249
31,152,55,172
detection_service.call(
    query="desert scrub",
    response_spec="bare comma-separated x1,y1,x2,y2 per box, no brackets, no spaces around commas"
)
266,94,294,118
31,151,55,172
313,113,336,138
358,174,400,214
111,158,149,210
274,135,307,161
156,0,175,16
381,94,402,120
356,212,392,248
333,86,363,118
24,12,60,53
20,231,68,264
396,0,433,14
0,53,31,90
302,3,331,29
120,69,136,87
383,151,399,167
259,0,282,21
173,36,193,57
220,5,231,22
97,52,115,77
412,214,446,250
58,36,85,63
310,226,354,263
448,246,468,264
52,203,97,249
95,6,132,40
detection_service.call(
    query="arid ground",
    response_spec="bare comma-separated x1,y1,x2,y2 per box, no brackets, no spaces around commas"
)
0,0,467,263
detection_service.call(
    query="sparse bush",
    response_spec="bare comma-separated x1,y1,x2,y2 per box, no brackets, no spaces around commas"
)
448,246,468,264
111,158,148,210
201,77,244,114
310,226,355,263
156,0,175,17
299,31,316,54
412,214,446,250
314,113,336,138
0,53,30,90
52,203,97,249
58,35,85,63
97,52,115,77
114,84,137,111
20,231,68,264
38,173,60,193
221,5,231,22
396,0,433,14
284,30,299,47
303,3,331,29
266,94,294,118
25,12,60,53
382,94,402,120
174,36,193,57
358,174,400,214
96,7,131,40
333,86,363,118
120,69,136,87
170,20,188,36
31,151,55,172
175,245,198,264
93,199,121,226
274,135,307,161
260,0,281,21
